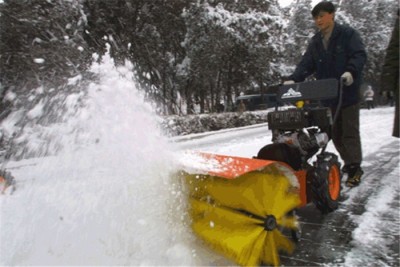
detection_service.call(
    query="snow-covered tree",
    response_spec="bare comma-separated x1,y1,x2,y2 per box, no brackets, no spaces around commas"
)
1,0,397,118
339,0,398,88
181,0,285,113
0,0,90,93
284,0,314,66
84,0,189,114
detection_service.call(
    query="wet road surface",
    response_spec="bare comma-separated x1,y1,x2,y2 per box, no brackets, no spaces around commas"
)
280,141,400,266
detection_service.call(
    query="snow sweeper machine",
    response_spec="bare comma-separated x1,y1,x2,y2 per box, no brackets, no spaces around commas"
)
0,79,345,266
180,78,344,266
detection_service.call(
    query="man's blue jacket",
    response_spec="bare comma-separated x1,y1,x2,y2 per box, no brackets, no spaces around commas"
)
288,23,367,107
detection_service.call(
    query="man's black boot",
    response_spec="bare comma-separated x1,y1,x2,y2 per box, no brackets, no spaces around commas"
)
345,164,363,187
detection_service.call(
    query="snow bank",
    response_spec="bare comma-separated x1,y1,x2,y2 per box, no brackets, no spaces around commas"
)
162,110,270,136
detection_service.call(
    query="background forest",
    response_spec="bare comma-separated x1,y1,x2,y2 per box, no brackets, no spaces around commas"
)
0,0,398,117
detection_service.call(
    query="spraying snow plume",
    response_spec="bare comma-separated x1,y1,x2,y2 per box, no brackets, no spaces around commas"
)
0,52,199,265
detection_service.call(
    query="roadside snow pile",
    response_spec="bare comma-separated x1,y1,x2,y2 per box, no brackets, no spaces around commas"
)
162,110,270,136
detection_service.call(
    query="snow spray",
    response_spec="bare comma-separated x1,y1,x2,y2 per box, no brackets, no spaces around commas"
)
0,52,198,265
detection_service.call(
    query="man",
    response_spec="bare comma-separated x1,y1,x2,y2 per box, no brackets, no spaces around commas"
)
284,1,367,187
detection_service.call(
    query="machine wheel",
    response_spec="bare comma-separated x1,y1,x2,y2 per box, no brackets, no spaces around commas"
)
310,153,341,214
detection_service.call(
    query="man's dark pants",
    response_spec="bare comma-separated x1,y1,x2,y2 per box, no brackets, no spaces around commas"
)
331,103,362,167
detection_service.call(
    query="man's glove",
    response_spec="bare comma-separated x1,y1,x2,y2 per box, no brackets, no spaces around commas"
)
341,72,353,86
283,80,295,85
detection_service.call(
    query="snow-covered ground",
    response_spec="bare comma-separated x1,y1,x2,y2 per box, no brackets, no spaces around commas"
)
0,55,399,266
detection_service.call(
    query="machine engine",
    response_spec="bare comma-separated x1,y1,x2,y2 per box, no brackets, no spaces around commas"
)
268,107,332,159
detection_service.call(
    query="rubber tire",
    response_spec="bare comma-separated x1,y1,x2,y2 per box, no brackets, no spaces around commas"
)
310,152,342,214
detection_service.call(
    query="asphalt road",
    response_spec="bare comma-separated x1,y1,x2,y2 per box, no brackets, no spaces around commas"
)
280,140,400,267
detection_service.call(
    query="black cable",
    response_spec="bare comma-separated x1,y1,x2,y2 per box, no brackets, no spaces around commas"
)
332,78,345,126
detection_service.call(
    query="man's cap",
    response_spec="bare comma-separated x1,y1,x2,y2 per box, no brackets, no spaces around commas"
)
311,1,336,17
